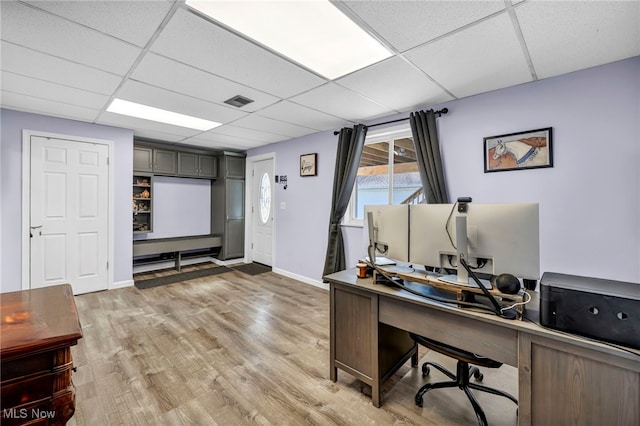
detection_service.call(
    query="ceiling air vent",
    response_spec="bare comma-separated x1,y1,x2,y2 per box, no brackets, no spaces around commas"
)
224,95,254,108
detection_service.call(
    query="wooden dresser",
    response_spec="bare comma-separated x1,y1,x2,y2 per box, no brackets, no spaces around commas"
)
1,284,83,425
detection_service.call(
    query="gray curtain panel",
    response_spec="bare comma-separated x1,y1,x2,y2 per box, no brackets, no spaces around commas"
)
322,124,367,277
410,110,449,204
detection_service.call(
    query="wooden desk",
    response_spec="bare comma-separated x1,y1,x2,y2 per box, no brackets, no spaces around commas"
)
326,269,640,425
1,284,83,426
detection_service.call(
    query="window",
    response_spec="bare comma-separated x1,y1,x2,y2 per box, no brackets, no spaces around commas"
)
259,172,271,224
344,125,424,226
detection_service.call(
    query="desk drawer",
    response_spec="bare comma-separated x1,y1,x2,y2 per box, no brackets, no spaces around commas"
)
0,389,75,426
379,296,518,366
1,348,71,382
1,367,73,408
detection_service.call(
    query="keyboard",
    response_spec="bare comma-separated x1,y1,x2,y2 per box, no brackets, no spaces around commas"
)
381,265,415,274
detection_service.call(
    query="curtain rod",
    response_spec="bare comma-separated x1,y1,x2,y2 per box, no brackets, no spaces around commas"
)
333,108,448,135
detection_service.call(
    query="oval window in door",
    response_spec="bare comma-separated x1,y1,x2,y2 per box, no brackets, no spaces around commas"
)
259,172,271,224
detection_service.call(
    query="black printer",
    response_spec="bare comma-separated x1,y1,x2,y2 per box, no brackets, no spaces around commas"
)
540,272,639,349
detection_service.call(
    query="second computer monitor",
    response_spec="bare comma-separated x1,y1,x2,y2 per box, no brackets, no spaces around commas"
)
364,204,410,263
409,203,540,280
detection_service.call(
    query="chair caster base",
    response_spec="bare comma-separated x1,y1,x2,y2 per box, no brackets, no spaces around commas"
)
471,368,483,382
422,364,430,376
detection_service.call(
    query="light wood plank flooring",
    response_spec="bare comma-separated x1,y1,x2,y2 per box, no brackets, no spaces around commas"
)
69,267,518,425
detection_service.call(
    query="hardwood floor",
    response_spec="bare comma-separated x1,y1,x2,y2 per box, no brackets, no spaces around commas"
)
69,267,518,425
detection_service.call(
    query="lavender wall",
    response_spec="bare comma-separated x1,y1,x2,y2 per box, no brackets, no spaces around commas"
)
432,57,639,283
247,131,338,284
248,57,640,284
133,176,211,240
1,109,134,292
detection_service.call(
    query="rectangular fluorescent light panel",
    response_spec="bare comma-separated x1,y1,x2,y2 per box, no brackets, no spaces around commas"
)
106,99,222,131
185,0,392,80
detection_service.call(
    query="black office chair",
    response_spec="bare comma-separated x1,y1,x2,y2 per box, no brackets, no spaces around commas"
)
409,333,517,426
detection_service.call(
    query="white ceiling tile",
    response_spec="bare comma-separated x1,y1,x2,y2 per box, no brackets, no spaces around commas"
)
131,129,188,144
130,53,280,112
96,111,204,138
405,13,532,99
1,71,109,110
231,114,317,139
186,132,261,150
116,80,248,124
1,1,141,75
24,0,174,47
1,42,122,94
337,57,454,112
235,140,266,149
1,91,100,122
150,9,326,98
257,101,351,131
209,125,289,144
289,83,396,122
0,0,635,150
177,137,230,150
516,1,640,79
341,0,505,52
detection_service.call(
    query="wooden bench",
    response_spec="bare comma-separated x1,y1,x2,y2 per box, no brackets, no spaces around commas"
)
133,234,223,271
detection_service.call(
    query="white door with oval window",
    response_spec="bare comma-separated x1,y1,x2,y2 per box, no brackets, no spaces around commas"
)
252,159,273,266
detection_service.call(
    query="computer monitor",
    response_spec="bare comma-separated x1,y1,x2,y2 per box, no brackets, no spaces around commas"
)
363,204,409,263
409,203,540,282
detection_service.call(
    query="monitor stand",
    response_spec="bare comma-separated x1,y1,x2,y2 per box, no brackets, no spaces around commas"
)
438,274,492,290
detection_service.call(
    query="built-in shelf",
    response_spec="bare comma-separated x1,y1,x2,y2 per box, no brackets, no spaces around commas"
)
133,174,152,233
131,142,246,263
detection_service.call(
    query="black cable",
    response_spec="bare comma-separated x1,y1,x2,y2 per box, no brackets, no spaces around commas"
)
366,246,499,315
444,204,489,271
445,202,458,249
447,254,487,270
459,258,503,314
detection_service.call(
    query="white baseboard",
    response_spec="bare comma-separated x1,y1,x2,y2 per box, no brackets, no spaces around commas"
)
127,257,324,291
111,279,134,290
211,258,245,267
272,267,329,291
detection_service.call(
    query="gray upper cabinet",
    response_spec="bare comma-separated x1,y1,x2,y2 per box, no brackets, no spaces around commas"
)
177,152,198,177
134,145,178,175
198,155,217,178
153,149,177,175
178,152,217,178
133,147,153,173
225,155,245,178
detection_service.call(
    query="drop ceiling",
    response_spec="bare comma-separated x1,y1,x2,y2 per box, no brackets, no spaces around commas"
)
1,0,638,151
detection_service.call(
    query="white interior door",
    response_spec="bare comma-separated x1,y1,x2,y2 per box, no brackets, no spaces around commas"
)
251,159,273,266
30,135,109,294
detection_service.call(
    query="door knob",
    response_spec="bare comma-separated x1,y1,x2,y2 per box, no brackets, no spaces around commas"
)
30,225,43,237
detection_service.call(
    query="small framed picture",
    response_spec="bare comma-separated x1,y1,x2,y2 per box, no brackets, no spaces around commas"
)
484,127,553,173
300,153,317,176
